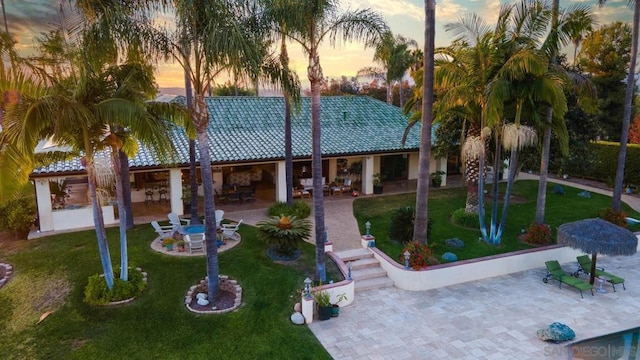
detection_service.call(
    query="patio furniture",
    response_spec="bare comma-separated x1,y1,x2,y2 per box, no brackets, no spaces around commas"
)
240,186,255,202
221,219,243,242
341,179,352,193
543,260,593,299
575,255,625,291
215,210,225,229
158,187,168,202
215,189,229,204
185,233,205,254
145,188,154,204
293,188,310,198
168,212,190,230
151,221,174,240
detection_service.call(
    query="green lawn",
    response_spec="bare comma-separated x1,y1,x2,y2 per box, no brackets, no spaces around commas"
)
354,180,640,263
0,224,332,359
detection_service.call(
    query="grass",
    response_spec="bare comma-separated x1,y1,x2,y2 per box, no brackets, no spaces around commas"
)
354,180,640,264
0,223,333,359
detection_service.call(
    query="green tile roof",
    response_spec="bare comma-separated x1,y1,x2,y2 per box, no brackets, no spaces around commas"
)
32,96,423,176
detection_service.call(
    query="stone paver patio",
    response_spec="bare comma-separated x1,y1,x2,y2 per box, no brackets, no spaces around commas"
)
309,253,640,359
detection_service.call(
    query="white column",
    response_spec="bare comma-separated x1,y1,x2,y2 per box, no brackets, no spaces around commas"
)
328,158,337,183
362,156,374,195
275,160,287,202
408,153,419,180
35,179,54,232
169,168,183,215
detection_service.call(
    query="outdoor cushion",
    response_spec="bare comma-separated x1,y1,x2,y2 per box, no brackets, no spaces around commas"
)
543,260,593,298
575,255,626,291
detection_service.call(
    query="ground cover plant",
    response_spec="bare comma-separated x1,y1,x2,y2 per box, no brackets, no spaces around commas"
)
354,180,640,264
0,224,332,359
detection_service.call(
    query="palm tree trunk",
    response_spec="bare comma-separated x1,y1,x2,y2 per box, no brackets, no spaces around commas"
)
386,76,392,104
112,147,128,281
119,150,134,229
412,0,435,244
535,0,559,225
464,123,481,214
308,47,326,282
282,35,294,206
185,68,200,224
87,159,115,289
612,2,639,212
193,93,220,300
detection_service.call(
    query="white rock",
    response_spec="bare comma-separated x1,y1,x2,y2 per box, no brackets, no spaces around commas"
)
197,298,209,306
291,312,305,325
196,293,207,300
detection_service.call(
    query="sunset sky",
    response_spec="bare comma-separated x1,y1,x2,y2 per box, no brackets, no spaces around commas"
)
3,0,635,90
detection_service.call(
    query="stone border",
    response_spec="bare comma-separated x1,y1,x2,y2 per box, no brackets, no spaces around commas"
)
0,263,13,289
150,233,241,257
185,275,242,314
99,267,148,306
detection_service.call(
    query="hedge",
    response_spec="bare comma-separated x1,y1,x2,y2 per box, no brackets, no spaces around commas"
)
574,141,640,186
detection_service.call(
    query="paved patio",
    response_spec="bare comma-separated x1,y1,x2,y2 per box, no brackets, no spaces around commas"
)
309,253,640,359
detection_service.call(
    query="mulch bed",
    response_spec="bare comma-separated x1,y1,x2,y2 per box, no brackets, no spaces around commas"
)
189,286,236,312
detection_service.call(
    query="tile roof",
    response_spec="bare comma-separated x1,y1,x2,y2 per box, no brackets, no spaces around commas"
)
32,96,424,176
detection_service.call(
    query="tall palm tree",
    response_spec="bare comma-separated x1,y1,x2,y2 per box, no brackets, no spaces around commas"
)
358,30,417,106
412,0,436,244
281,0,386,280
605,0,640,213
566,8,596,66
534,2,595,225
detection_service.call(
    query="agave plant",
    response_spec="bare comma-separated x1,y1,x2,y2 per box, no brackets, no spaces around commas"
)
257,215,312,256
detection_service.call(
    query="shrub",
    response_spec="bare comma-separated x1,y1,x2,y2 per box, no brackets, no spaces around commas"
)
522,223,553,245
388,206,432,243
84,268,147,306
267,200,311,219
0,197,37,238
257,215,312,256
399,242,437,270
451,208,480,229
599,208,628,228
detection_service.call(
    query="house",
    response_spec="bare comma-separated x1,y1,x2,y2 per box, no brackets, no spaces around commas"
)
29,96,447,233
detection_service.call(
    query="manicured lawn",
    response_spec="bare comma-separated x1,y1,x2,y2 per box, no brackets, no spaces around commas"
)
0,224,332,359
354,180,640,264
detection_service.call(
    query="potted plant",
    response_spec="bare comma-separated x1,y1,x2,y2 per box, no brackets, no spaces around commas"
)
430,171,445,188
256,215,312,260
162,237,175,251
177,240,186,252
373,173,383,194
331,293,347,317
313,290,332,321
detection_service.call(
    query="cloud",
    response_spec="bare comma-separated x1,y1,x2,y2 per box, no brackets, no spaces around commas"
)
342,0,423,20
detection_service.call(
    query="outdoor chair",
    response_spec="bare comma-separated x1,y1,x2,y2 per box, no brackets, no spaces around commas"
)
151,221,174,240
215,189,229,204
221,219,243,242
215,210,225,229
185,233,205,254
574,255,625,291
341,179,352,193
168,212,190,230
543,260,593,298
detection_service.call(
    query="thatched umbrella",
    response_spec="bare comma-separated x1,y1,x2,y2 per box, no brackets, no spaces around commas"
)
557,218,637,285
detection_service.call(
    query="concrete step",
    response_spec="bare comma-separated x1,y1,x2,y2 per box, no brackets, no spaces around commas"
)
349,257,382,270
351,266,388,281
355,276,395,292
335,248,372,262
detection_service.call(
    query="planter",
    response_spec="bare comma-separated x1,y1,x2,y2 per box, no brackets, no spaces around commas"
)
373,185,384,194
318,306,332,321
166,244,174,251
431,179,442,188
331,304,340,317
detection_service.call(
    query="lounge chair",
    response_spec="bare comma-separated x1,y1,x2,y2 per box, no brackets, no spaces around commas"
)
151,221,174,240
543,260,594,299
574,255,626,292
168,212,190,231
185,233,205,254
221,219,243,242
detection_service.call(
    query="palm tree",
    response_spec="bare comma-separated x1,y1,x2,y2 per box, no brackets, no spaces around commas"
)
412,0,435,244
534,2,595,225
604,0,640,213
358,30,417,106
566,8,596,66
281,0,386,280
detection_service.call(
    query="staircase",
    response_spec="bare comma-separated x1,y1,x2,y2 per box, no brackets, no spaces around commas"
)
335,248,394,292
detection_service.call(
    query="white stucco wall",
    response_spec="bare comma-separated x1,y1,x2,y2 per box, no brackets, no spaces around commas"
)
51,205,117,231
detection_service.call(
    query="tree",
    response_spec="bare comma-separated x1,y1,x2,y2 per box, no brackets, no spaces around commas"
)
358,31,417,106
412,0,435,244
604,1,640,212
629,114,640,144
282,0,386,280
534,2,596,225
